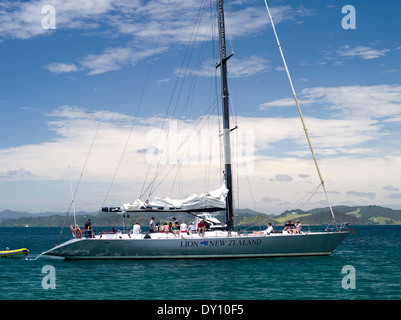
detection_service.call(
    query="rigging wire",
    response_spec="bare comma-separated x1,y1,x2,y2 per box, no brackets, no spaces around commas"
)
263,0,337,225
239,183,323,234
68,165,77,228
103,0,171,207
56,109,106,245
295,183,323,211
139,0,208,198
142,0,221,199
141,98,220,198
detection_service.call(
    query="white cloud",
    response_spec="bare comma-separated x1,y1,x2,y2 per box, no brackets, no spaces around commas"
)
229,56,270,78
2,104,401,213
113,1,286,44
44,63,78,73
259,98,314,109
79,47,135,75
275,174,293,182
0,0,116,40
45,46,169,75
383,185,399,192
323,45,390,64
262,84,401,121
181,55,269,78
301,85,401,120
1,1,314,76
0,168,34,179
338,45,390,60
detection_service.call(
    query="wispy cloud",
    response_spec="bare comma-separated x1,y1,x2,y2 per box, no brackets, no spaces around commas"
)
324,45,390,63
262,84,401,120
258,84,401,159
338,45,390,60
0,0,117,40
45,46,169,75
275,174,293,182
383,185,399,192
79,46,168,76
44,63,78,73
1,106,400,212
259,98,314,109
0,106,388,181
301,85,401,120
180,55,269,78
0,168,34,179
0,1,313,75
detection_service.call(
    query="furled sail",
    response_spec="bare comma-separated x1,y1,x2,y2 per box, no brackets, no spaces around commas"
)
121,184,228,213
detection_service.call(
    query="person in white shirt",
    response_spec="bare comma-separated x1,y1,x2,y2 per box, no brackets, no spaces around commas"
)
294,220,302,234
180,221,188,235
187,223,195,234
149,217,156,233
253,223,275,235
133,221,141,235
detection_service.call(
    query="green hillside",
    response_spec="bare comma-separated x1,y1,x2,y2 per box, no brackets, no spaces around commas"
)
236,205,401,226
1,205,401,227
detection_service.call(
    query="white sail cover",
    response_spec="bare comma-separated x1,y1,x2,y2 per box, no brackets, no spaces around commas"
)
121,184,228,212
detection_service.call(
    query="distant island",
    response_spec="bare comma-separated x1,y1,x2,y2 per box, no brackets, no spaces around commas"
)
1,205,401,227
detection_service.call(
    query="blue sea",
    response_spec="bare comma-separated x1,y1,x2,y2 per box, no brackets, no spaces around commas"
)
0,225,400,300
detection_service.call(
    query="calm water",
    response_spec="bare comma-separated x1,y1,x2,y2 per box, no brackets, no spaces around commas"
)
0,225,400,300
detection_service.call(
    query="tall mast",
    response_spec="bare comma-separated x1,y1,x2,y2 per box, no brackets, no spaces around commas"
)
217,0,234,231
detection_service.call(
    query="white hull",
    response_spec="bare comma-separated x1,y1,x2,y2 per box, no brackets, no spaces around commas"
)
43,230,351,260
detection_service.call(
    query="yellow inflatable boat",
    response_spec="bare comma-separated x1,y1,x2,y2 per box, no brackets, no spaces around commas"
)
0,248,29,258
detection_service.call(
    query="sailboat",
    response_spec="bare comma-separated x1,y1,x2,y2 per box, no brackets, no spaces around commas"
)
43,0,352,260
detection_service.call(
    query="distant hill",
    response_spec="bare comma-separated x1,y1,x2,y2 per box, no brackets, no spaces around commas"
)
1,205,401,227
0,209,93,223
237,205,401,226
0,210,31,221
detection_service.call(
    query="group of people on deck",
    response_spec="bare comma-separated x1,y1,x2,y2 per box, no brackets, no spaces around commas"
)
131,217,207,237
283,220,302,234
77,218,303,238
253,220,302,235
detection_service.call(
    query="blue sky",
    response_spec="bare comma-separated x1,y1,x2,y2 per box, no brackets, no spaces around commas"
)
1,0,401,215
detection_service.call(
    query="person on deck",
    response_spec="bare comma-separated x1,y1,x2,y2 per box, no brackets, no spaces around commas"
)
149,217,156,233
163,223,169,234
198,219,206,237
283,220,295,234
180,221,187,236
294,220,302,234
187,223,195,234
172,217,180,230
253,223,274,235
84,219,92,238
141,200,149,209
171,223,179,237
133,221,141,235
